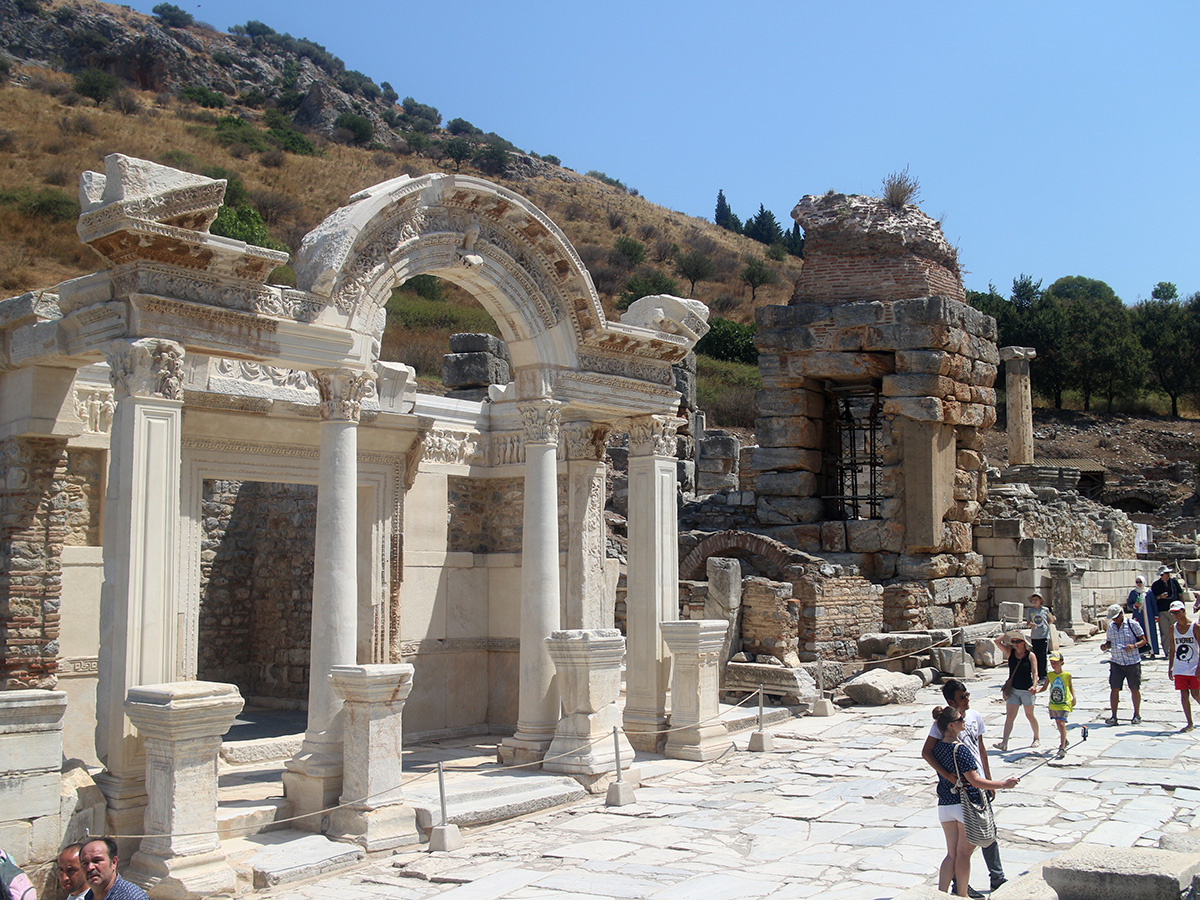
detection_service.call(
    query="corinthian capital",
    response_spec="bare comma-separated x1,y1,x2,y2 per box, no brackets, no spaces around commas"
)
628,415,683,457
518,399,562,445
314,368,375,422
104,339,185,401
562,421,612,461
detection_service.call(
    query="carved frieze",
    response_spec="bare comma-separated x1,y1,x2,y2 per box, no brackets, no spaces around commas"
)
417,428,486,467
104,338,184,401
74,386,115,434
489,431,525,466
576,352,674,386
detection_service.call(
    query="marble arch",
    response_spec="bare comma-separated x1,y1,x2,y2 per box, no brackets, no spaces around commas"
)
0,154,710,850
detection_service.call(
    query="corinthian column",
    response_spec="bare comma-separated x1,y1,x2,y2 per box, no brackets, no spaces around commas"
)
499,399,563,766
623,415,683,753
284,367,373,827
94,338,185,847
1000,346,1037,466
562,421,613,630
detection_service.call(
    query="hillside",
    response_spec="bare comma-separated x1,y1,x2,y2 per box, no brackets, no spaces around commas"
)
0,0,800,328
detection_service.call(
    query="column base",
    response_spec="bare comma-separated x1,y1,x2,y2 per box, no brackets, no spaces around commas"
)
543,722,634,778
330,803,420,852
622,714,667,754
128,847,236,900
664,723,733,762
94,771,148,861
283,732,344,830
497,734,552,767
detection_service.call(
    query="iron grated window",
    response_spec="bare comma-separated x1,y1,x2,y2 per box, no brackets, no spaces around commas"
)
822,383,882,520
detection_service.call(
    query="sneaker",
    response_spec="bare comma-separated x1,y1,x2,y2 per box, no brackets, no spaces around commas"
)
1182,724,1195,733
1131,715,1142,725
1056,747,1066,759
967,888,987,899
991,879,1007,892
1105,716,1118,726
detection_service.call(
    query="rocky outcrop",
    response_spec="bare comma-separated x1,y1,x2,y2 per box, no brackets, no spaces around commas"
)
982,485,1137,559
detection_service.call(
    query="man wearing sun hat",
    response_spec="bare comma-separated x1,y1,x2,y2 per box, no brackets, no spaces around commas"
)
1100,603,1146,726
1166,599,1200,733
1150,565,1182,660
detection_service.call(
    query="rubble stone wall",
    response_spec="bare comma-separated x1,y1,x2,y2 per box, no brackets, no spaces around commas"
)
740,576,799,665
197,479,316,704
793,571,885,661
447,476,568,554
0,437,68,690
64,449,103,547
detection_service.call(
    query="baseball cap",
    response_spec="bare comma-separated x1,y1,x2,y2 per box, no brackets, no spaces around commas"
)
1106,603,1123,620
1171,600,1187,613
1048,651,1063,662
1158,565,1171,575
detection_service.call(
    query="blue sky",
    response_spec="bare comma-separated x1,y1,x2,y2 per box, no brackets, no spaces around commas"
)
128,1,1199,304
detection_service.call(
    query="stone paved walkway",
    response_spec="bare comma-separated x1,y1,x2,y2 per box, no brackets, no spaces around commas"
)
251,636,1200,900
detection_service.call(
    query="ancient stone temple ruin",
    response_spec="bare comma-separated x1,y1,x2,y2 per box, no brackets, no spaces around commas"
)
0,155,708,883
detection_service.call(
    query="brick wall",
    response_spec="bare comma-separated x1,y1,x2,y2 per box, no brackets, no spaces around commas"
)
197,480,316,704
0,437,68,689
740,576,799,665
64,448,103,547
794,571,884,661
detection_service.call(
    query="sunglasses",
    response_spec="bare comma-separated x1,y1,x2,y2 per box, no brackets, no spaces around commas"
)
1011,639,1025,644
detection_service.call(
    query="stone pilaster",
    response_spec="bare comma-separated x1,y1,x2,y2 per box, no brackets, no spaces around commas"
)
660,620,732,761
563,421,612,631
542,630,633,781
500,400,563,766
125,682,243,899
328,664,419,851
623,415,683,753
1001,347,1037,466
284,367,373,826
95,338,185,846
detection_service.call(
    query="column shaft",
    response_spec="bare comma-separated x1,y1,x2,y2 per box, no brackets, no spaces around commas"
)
1001,347,1036,466
564,422,612,630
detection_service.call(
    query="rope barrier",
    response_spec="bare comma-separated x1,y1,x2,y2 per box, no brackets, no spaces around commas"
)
99,687,769,842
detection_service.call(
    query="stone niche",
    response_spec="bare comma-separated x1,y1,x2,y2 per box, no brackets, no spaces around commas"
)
752,191,997,612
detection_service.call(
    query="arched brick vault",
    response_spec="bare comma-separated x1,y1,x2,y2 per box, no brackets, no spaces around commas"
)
679,530,823,581
295,172,699,412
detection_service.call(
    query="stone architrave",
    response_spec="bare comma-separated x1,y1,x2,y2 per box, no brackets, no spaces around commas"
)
1001,347,1037,466
624,415,685,753
94,338,185,843
284,368,373,826
660,620,732,761
500,400,564,766
563,422,613,631
328,664,419,851
704,558,743,687
1048,558,1089,636
542,630,634,778
124,681,243,900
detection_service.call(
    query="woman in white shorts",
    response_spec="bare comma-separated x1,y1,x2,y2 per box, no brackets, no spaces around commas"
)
994,632,1040,751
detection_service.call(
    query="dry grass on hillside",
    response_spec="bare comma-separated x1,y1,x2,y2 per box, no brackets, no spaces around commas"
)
0,69,799,321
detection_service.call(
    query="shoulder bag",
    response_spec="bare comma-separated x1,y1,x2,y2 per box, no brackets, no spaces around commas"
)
953,739,997,847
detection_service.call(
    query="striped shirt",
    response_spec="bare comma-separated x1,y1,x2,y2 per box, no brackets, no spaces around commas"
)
1106,616,1145,666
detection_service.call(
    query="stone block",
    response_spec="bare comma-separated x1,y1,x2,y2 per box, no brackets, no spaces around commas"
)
843,669,922,706
448,332,509,359
751,446,822,473
999,601,1024,623
756,496,824,525
755,387,823,418
756,416,822,449
441,352,509,388
973,639,1002,668
856,633,891,658
724,662,816,705
0,771,60,819
0,729,63,775
699,430,740,458
1041,844,1200,900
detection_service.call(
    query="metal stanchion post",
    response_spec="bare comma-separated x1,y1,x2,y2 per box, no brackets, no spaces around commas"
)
428,760,464,852
748,685,773,752
606,725,636,806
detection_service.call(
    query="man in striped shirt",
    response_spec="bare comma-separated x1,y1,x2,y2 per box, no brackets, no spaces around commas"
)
1101,603,1147,726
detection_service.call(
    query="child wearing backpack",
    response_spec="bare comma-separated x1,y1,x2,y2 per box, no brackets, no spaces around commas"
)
1045,651,1076,759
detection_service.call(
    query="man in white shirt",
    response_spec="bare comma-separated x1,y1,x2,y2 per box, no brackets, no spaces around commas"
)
922,678,1006,896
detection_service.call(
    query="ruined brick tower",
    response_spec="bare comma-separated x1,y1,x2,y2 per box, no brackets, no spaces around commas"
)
752,191,997,627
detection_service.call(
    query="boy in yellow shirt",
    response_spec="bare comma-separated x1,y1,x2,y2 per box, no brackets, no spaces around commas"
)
1045,651,1076,758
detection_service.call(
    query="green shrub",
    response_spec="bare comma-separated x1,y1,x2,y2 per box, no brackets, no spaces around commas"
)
18,187,80,222
213,116,271,152
201,167,247,207
73,68,119,104
333,111,372,145
209,204,286,251
473,145,509,176
159,149,200,171
696,356,761,428
401,274,444,302
695,317,757,365
617,269,678,310
384,293,499,334
179,85,226,108
612,235,646,269
152,3,193,27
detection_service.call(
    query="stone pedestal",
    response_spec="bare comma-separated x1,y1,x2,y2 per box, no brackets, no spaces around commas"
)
1049,558,1089,634
542,630,634,781
624,416,683,753
95,339,185,846
0,690,67,866
285,369,372,826
328,664,419,851
1001,347,1037,466
501,401,563,766
661,620,733,761
124,681,243,899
